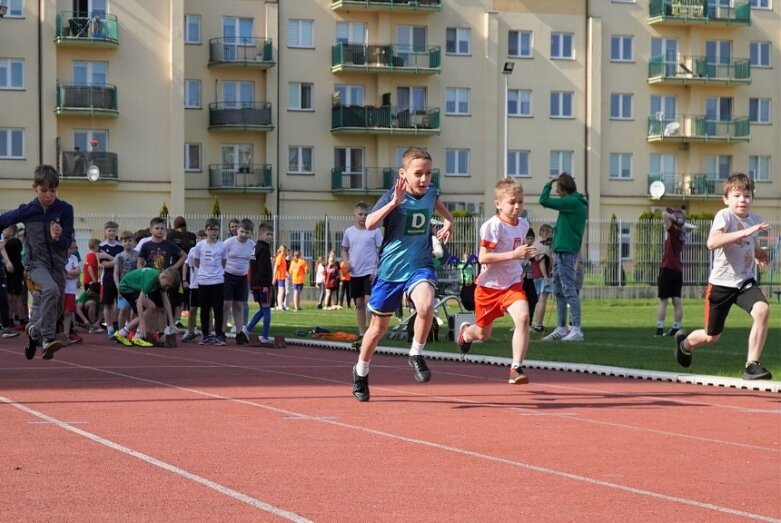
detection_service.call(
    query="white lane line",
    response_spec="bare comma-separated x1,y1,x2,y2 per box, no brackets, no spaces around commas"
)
1,395,313,523
30,361,781,523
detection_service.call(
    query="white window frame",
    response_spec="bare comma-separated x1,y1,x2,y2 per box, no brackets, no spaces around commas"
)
750,0,771,8
335,22,367,45
288,82,313,110
508,89,532,117
334,84,364,106
73,61,107,85
609,153,633,179
0,128,24,159
288,146,313,174
6,0,24,17
74,129,107,152
222,81,254,108
507,150,530,178
749,98,771,124
0,58,24,89
750,42,771,68
508,30,533,58
610,93,633,120
184,79,201,109
288,19,314,48
184,143,201,172
445,149,470,177
748,155,770,182
705,154,733,180
551,32,574,60
550,91,573,118
445,87,470,115
445,27,470,55
610,35,633,62
184,15,201,44
549,150,573,177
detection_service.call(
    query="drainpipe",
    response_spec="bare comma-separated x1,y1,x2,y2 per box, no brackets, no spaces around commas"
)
38,0,44,164
583,0,590,200
274,2,281,215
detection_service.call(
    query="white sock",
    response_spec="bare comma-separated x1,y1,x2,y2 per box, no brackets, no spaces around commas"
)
511,360,521,368
657,321,664,328
409,341,425,356
356,360,370,377
672,322,680,329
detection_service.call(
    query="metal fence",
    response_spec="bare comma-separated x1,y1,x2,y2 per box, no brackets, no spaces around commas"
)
67,213,781,293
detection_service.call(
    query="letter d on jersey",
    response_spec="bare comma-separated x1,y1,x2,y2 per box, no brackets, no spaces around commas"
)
405,211,429,235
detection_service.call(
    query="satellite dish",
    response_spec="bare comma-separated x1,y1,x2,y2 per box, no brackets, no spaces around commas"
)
86,164,100,182
649,180,666,199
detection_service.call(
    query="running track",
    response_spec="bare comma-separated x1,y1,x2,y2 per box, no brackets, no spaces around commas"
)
1,336,779,522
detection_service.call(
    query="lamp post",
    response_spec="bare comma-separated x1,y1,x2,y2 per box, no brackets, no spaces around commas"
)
502,62,514,178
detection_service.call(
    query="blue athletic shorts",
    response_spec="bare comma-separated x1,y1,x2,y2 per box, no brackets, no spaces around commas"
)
367,267,436,316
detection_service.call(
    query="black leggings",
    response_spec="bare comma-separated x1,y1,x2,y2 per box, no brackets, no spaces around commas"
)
199,283,224,337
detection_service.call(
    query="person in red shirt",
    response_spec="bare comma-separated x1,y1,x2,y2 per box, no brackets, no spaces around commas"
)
656,206,687,336
83,238,101,288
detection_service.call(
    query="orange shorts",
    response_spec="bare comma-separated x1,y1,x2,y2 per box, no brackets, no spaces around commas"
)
474,283,527,328
63,293,77,313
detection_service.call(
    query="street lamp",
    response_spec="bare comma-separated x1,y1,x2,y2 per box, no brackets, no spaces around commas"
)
502,62,514,178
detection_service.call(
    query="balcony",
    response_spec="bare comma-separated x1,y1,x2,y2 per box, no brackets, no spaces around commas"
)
330,0,441,12
208,102,273,132
648,56,750,85
331,167,440,194
55,12,119,48
55,83,118,117
332,43,441,74
332,105,440,135
208,38,275,69
648,0,751,26
208,164,273,193
60,150,118,181
647,173,720,198
647,114,750,143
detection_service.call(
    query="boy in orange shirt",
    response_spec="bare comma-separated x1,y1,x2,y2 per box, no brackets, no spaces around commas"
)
288,250,308,311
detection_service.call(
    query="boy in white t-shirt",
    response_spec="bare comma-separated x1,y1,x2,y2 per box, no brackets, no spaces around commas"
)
63,240,81,345
674,173,772,380
455,178,537,384
192,219,227,345
222,218,255,344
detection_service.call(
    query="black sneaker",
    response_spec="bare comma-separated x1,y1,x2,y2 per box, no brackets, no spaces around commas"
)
456,322,472,356
674,329,691,368
352,366,370,402
743,362,772,381
668,327,679,337
655,327,664,336
24,324,39,360
408,355,431,383
41,338,64,360
235,330,249,345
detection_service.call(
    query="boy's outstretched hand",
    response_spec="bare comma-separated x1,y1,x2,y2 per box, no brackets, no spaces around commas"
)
390,178,406,207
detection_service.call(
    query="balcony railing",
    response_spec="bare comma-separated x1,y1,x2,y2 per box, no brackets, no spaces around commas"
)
648,56,750,85
208,38,275,68
332,105,440,135
208,164,273,192
331,167,440,193
60,150,118,180
55,83,118,116
208,102,273,131
647,114,750,142
332,43,441,74
648,0,751,25
55,11,119,47
331,0,441,12
647,173,720,198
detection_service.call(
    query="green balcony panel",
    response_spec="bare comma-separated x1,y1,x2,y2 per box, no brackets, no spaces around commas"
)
332,105,440,135
332,43,441,74
55,12,119,47
208,102,274,131
61,150,118,180
648,0,750,25
55,83,118,116
331,0,441,12
208,38,275,68
208,164,273,192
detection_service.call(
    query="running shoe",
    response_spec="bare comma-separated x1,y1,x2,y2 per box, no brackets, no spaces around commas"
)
408,355,432,383
132,337,154,348
113,332,133,347
509,366,529,384
541,327,568,341
180,332,198,343
41,338,64,360
2,328,20,338
456,322,472,356
24,323,39,360
743,362,772,381
674,330,691,368
352,366,370,402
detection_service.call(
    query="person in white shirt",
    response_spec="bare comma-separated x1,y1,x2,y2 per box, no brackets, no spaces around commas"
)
191,219,227,345
222,218,255,345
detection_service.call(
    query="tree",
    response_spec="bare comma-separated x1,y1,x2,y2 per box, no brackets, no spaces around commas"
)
211,196,221,217
633,210,663,285
604,213,624,286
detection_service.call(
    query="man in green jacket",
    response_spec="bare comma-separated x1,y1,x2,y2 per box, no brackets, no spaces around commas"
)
539,172,588,342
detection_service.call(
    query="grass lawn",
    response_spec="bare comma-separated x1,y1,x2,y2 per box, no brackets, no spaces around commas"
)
237,298,780,381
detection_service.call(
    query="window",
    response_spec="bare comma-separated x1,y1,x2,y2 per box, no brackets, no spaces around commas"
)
184,80,201,108
508,30,532,58
551,32,574,59
446,27,470,55
610,36,633,62
288,19,314,48
289,230,314,260
0,59,23,89
288,146,313,173
73,61,107,84
0,128,24,159
749,156,770,182
184,143,200,171
445,87,469,115
651,38,678,77
508,89,532,116
288,82,313,110
74,129,107,152
750,0,771,8
334,147,364,189
609,153,632,179
705,155,732,180
334,84,364,106
610,93,633,120
184,15,201,44
620,223,631,261
750,42,771,67
549,150,573,177
651,95,677,120
396,86,427,111
650,154,676,188
749,98,771,124
550,91,573,118
335,22,366,45
222,81,253,108
7,0,24,17
507,150,530,177
445,149,469,177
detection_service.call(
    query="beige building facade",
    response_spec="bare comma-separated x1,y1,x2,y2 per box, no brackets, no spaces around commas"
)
0,0,778,222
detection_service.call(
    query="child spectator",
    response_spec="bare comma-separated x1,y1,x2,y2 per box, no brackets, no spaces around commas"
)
0,165,75,360
522,228,539,325
273,245,289,310
0,235,19,338
83,238,101,288
63,240,82,344
338,258,352,309
113,231,139,334
191,218,227,346
456,178,537,384
99,221,123,338
314,256,326,309
288,250,308,311
223,218,255,344
76,283,102,333
247,223,274,342
674,173,772,380
181,229,206,343
2,224,27,330
351,146,454,402
657,207,687,336
531,224,553,333
323,251,341,309
114,267,179,347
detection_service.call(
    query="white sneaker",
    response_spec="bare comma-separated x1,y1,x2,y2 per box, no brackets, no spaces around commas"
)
561,330,584,342
541,327,569,341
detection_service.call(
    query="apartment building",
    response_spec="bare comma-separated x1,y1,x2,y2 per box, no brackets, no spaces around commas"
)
0,0,778,222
